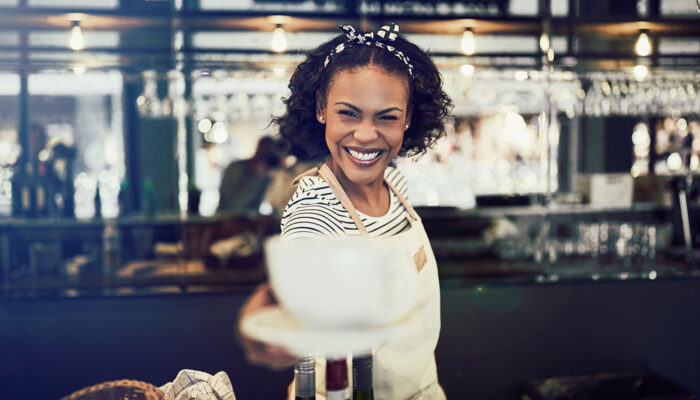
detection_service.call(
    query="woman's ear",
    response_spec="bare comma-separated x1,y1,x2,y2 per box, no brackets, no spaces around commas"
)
404,110,412,131
315,90,326,124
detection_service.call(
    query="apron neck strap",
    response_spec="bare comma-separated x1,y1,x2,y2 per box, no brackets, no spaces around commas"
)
318,164,370,237
384,177,419,221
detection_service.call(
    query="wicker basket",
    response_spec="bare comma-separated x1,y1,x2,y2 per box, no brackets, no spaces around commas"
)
61,379,164,400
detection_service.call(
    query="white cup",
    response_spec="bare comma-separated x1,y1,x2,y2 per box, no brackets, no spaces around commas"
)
264,235,418,330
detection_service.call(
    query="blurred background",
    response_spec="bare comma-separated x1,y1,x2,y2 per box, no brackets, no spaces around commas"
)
0,0,699,399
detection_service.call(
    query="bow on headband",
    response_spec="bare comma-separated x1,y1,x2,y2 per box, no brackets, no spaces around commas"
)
323,23,414,77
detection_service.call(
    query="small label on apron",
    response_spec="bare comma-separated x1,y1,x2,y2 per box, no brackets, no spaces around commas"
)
414,245,427,272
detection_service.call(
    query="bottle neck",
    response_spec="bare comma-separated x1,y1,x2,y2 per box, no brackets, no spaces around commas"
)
326,357,348,391
294,355,315,399
352,354,373,392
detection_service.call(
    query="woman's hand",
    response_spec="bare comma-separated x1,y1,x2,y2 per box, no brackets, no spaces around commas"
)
238,282,299,369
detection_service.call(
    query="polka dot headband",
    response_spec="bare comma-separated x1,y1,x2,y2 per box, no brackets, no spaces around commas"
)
323,23,414,78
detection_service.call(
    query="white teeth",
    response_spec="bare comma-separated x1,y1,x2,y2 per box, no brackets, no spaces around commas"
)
347,148,380,161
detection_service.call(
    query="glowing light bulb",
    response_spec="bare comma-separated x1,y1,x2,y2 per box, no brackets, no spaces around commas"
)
69,21,84,51
461,28,475,56
270,24,287,53
635,31,652,57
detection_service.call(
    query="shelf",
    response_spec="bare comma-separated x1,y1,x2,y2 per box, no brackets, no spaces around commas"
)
1,8,698,36
0,10,169,31
567,19,700,37
0,6,697,72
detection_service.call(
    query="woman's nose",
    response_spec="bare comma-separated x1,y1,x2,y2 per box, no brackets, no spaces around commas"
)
354,120,378,142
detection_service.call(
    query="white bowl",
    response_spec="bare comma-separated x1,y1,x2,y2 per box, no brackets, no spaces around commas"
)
264,235,418,330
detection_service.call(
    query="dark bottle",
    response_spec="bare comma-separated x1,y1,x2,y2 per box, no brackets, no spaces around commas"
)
294,355,315,400
62,169,75,218
118,180,130,216
94,181,102,219
326,357,350,400
54,143,77,218
101,219,122,279
24,163,37,218
11,164,25,217
187,185,201,216
352,353,374,400
143,179,156,216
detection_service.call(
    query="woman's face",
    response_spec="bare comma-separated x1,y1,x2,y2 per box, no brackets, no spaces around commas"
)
318,65,410,187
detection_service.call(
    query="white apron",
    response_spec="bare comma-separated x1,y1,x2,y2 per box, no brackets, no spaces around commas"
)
287,164,445,400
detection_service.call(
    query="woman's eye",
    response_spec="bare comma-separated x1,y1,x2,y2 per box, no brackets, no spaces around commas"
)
379,115,398,121
339,110,358,118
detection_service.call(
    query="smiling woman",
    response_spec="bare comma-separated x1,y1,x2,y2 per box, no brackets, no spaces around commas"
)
239,23,453,400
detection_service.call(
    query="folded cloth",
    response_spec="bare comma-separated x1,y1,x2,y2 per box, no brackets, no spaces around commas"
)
159,370,236,400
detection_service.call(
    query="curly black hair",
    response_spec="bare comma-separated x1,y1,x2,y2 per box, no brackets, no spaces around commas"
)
272,27,453,161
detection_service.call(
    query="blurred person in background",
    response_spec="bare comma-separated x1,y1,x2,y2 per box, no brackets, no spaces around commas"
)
217,136,283,214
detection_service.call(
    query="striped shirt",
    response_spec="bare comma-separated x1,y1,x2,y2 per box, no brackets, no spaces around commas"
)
280,166,411,240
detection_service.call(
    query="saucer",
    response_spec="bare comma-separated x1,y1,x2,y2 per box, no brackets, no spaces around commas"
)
241,306,415,358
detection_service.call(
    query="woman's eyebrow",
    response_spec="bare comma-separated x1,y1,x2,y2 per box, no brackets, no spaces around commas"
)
376,107,404,115
334,102,362,113
334,102,403,115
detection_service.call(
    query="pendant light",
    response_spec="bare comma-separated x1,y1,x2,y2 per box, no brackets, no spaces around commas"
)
635,30,652,57
271,24,287,53
69,21,84,51
461,28,475,56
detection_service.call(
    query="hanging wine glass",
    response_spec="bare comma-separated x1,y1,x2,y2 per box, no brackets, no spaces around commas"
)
136,70,162,118
167,70,188,119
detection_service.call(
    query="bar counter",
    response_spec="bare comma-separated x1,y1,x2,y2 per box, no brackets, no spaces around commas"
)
2,266,699,399
2,261,699,399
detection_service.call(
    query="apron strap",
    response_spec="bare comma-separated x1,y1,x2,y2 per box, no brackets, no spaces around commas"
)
318,164,370,237
384,176,419,221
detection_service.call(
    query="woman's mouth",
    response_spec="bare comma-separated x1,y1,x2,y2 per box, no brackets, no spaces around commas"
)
344,146,384,166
